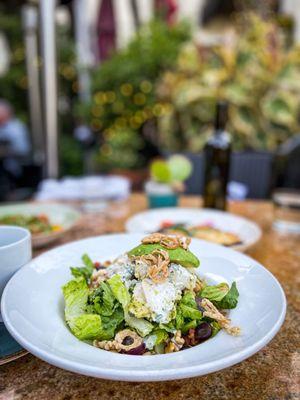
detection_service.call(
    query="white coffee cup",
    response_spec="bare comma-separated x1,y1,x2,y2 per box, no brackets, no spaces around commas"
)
0,226,31,321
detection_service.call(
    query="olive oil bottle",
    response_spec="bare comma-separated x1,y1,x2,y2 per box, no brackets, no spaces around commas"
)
203,101,231,210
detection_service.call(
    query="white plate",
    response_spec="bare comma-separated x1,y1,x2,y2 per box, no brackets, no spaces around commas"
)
0,203,81,248
126,208,262,252
1,234,285,382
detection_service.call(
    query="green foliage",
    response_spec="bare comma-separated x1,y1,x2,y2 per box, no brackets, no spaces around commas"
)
95,126,145,171
157,14,300,152
0,10,28,121
59,134,83,176
80,19,191,170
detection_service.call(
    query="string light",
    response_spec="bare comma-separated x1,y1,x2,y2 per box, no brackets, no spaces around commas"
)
92,106,103,117
140,80,152,93
94,91,107,105
112,101,124,113
106,91,116,103
115,117,127,128
120,83,133,96
133,92,146,106
91,119,102,130
153,104,163,117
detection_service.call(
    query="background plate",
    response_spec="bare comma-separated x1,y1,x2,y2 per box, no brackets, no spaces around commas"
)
0,202,81,248
126,208,262,252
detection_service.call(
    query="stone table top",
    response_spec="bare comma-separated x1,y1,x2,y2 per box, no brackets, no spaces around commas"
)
1,194,299,400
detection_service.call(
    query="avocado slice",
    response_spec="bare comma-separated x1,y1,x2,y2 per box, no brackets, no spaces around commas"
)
128,243,200,268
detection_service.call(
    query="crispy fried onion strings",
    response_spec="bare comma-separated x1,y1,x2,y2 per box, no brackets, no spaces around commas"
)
201,298,241,336
138,249,170,283
141,233,191,250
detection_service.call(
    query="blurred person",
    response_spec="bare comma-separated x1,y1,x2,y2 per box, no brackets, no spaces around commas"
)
0,99,31,180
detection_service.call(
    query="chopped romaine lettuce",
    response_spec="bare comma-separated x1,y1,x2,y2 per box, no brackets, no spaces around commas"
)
181,320,197,334
97,307,124,340
67,314,102,341
159,321,176,333
211,321,221,337
62,277,102,340
89,282,116,316
70,253,94,282
180,290,197,308
107,274,130,309
201,283,229,302
179,304,202,320
175,308,184,330
107,274,153,336
125,312,153,337
214,282,239,309
144,329,169,350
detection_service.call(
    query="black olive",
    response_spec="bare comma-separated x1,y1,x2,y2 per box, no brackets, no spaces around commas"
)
195,297,205,313
195,322,212,342
123,343,146,355
122,336,134,346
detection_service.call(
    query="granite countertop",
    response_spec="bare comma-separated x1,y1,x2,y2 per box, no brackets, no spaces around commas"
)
1,194,299,400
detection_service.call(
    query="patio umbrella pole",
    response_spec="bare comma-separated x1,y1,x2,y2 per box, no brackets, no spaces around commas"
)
39,0,59,179
22,5,44,164
73,0,91,103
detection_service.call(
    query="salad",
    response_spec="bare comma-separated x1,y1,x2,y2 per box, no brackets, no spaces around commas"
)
159,221,242,247
0,214,61,235
62,234,240,355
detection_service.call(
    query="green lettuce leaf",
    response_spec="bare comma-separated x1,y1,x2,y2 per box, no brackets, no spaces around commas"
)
62,277,102,340
179,304,202,320
181,291,197,308
107,274,153,336
125,313,153,337
211,321,221,337
144,329,169,350
181,320,197,334
201,283,229,302
175,308,184,330
159,322,176,333
89,281,116,316
107,274,130,309
67,314,102,341
97,307,124,340
70,253,94,282
214,282,239,309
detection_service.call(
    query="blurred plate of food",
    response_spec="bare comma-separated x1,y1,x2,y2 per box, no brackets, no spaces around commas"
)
126,208,262,252
0,203,81,248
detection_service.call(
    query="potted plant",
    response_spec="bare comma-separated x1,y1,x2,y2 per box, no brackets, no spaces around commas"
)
145,155,192,208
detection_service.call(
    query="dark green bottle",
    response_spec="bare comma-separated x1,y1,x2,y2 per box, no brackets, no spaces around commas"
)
203,101,231,210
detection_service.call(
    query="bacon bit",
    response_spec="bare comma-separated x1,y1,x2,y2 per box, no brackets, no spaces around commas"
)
161,220,174,229
94,261,101,269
